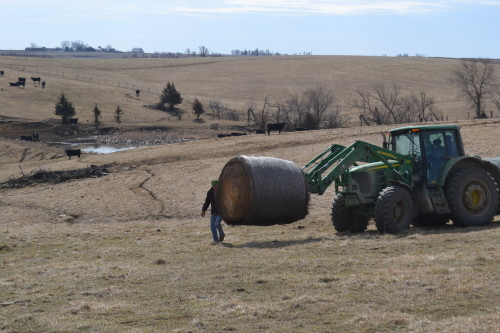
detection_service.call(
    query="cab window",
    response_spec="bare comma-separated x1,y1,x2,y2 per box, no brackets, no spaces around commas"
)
393,132,421,158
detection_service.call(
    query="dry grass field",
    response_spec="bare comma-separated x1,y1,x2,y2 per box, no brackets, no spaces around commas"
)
0,55,499,332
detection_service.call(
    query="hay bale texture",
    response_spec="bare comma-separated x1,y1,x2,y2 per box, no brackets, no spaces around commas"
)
217,155,309,226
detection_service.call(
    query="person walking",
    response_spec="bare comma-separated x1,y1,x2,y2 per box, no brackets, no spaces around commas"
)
201,179,225,244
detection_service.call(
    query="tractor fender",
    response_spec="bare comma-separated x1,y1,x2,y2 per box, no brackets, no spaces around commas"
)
386,179,413,194
438,156,500,188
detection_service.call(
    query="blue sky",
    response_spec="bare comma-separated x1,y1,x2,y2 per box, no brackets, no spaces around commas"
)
2,0,499,58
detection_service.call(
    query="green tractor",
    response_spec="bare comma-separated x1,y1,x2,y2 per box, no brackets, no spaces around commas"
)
303,124,500,233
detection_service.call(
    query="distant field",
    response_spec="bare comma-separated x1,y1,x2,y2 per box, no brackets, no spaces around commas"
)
1,55,498,132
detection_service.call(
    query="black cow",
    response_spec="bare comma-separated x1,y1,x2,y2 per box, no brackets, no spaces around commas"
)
31,77,41,84
0,70,4,76
42,81,46,88
65,149,81,160
10,82,19,87
17,78,26,87
20,135,33,141
266,122,286,135
135,89,140,97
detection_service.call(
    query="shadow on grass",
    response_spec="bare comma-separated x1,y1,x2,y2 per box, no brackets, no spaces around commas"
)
223,236,329,249
221,220,500,248
410,220,500,236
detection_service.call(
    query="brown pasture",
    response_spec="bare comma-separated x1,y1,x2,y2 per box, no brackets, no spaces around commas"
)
0,55,499,332
1,55,499,128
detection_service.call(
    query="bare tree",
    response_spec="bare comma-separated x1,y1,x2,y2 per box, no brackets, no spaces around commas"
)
372,83,401,123
412,91,439,121
280,93,309,129
453,58,495,118
267,101,282,123
209,100,223,118
325,104,350,129
304,85,336,129
252,96,273,129
351,84,437,125
350,89,391,125
199,45,209,57
491,84,500,113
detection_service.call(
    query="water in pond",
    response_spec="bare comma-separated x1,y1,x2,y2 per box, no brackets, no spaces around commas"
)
80,145,140,154
45,133,192,154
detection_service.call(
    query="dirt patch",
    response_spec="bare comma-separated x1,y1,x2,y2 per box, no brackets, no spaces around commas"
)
1,164,111,189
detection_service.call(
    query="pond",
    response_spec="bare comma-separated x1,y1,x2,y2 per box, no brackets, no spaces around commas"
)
45,133,192,154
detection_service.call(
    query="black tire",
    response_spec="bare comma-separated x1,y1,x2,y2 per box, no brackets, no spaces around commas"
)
331,195,368,233
444,166,498,227
413,214,449,227
375,186,413,234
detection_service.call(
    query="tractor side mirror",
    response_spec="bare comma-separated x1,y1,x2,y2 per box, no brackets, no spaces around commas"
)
381,132,388,149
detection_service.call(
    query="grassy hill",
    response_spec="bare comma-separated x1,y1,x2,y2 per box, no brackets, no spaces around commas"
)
2,55,498,135
0,55,499,332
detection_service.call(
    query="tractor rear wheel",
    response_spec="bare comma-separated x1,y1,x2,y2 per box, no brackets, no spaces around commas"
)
331,195,368,233
444,166,498,227
375,186,413,234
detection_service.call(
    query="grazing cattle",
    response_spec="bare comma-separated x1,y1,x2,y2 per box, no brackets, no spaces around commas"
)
10,82,19,87
16,78,26,87
135,89,140,97
0,70,4,76
266,122,286,135
42,81,46,88
65,149,81,160
31,77,41,84
20,135,33,141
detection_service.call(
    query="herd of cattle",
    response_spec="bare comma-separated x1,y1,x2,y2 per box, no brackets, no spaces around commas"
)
8,76,45,88
0,70,45,87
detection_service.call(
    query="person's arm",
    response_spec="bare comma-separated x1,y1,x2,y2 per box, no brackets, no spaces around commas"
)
201,189,211,216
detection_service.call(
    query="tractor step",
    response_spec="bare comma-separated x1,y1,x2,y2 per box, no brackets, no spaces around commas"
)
428,188,451,214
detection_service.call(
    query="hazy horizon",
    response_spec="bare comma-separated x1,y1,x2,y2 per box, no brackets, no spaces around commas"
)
2,0,500,58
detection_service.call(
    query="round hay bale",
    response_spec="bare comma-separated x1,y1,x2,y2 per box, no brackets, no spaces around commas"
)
217,155,309,226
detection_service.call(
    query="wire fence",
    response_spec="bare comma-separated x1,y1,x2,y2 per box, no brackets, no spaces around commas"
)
2,63,164,96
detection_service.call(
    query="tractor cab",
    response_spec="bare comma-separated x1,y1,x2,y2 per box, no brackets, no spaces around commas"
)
387,125,464,185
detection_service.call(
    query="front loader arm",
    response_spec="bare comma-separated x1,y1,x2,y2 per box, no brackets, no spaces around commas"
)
303,140,409,195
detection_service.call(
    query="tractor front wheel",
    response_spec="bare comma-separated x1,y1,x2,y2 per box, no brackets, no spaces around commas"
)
375,186,413,234
331,195,368,233
444,166,498,227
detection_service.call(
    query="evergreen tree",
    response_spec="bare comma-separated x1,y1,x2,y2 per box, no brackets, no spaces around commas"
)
54,92,76,123
159,81,183,111
114,105,123,123
192,98,205,120
92,104,101,125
